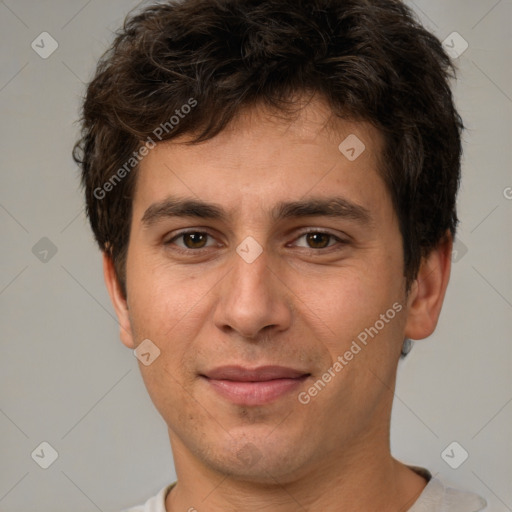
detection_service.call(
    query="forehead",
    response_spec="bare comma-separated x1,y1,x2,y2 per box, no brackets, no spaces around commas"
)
132,98,389,221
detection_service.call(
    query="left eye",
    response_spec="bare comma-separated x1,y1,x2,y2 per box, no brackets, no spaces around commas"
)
293,232,340,249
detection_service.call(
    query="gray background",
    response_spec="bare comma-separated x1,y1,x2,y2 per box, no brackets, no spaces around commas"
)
1,0,511,510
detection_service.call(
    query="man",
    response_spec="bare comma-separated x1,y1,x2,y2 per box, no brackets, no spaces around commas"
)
73,0,487,510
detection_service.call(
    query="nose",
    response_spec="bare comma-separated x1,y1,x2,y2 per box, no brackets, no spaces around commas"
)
213,243,293,340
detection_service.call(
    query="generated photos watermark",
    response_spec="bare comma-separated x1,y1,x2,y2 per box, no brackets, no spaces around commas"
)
298,302,403,405
93,98,198,200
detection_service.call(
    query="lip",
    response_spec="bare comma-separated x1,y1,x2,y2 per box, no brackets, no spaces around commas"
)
201,365,310,406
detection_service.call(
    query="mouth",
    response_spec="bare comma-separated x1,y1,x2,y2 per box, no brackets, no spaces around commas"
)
200,365,311,406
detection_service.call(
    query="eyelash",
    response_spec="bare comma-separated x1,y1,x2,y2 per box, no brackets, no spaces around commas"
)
164,229,348,253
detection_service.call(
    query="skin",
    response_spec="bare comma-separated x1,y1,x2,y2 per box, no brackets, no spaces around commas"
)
104,97,452,511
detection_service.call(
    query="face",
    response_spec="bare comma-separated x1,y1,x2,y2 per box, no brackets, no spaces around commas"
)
115,99,415,483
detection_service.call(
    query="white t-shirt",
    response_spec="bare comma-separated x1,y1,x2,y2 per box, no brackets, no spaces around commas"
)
122,468,487,512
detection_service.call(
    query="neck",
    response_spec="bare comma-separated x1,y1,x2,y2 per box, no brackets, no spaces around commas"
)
165,426,427,512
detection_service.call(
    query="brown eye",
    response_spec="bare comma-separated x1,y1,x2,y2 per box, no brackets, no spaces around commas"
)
166,231,215,250
291,231,345,251
182,232,208,249
305,232,332,249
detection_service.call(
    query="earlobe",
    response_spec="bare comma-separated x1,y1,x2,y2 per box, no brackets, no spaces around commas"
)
102,252,136,349
404,233,453,341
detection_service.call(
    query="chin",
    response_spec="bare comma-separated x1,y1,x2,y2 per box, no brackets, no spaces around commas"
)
201,434,314,485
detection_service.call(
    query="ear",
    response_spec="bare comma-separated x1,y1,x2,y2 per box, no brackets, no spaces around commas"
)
102,252,135,349
404,232,453,340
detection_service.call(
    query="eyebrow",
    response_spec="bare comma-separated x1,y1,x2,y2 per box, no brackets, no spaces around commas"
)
141,197,228,226
273,197,372,224
141,195,372,227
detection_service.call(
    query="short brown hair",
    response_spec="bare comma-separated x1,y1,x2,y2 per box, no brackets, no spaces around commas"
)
73,0,463,296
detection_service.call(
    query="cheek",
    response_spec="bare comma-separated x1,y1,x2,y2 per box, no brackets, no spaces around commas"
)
126,260,221,390
287,261,388,326
127,251,207,332
289,257,405,365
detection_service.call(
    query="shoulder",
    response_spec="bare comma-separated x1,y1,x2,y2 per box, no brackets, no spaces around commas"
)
120,483,176,512
442,483,488,511
409,474,487,512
